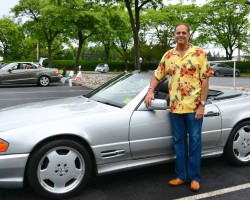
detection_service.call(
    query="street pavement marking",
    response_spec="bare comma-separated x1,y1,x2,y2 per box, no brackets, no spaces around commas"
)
175,183,250,200
0,97,63,100
0,89,90,94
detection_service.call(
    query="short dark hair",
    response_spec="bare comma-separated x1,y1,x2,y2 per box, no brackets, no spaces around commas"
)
174,23,190,34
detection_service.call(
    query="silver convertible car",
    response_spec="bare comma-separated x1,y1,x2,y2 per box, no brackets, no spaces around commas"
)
0,72,250,199
0,62,61,86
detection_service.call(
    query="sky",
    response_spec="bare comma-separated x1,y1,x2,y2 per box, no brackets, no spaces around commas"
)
0,0,19,17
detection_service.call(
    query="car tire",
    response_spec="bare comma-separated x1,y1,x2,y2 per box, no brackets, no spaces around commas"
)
235,71,240,77
214,71,220,77
38,75,50,87
27,139,92,199
224,121,250,166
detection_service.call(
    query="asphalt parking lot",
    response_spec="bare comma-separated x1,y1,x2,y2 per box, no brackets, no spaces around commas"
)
0,83,91,109
0,76,250,200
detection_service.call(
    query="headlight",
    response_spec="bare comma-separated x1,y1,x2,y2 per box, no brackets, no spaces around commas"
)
0,139,9,152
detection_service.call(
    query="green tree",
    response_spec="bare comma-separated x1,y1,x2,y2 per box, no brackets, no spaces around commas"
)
93,0,163,70
108,6,133,69
89,6,114,62
58,0,103,73
201,0,250,60
12,0,66,67
0,17,24,60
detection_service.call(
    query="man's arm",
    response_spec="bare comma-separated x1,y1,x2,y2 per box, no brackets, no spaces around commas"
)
144,75,160,107
195,78,209,120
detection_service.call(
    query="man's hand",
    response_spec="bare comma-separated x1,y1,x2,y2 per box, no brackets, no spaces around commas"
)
195,105,205,120
144,91,155,107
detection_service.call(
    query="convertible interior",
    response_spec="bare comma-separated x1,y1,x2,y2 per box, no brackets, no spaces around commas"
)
154,78,244,104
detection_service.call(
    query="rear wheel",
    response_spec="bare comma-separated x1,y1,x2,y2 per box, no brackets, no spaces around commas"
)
214,70,220,76
235,71,240,77
27,139,92,199
38,76,50,86
224,121,250,166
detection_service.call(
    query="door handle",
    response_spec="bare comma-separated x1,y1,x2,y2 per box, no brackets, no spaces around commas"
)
204,111,220,117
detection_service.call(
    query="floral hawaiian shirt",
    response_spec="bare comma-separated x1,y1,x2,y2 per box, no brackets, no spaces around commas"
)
154,44,213,113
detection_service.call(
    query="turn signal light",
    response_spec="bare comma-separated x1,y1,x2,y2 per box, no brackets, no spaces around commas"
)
0,140,9,152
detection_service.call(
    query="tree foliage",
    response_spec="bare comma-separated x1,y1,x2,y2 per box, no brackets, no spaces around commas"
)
0,0,250,66
12,0,66,67
0,17,24,60
200,0,250,59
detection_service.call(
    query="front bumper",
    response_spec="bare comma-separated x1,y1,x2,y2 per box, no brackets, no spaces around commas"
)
95,69,104,72
0,153,29,188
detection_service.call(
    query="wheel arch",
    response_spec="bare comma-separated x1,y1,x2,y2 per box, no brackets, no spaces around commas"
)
23,134,97,186
224,118,250,146
231,117,250,136
223,118,250,163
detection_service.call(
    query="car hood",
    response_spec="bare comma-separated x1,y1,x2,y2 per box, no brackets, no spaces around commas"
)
0,96,118,130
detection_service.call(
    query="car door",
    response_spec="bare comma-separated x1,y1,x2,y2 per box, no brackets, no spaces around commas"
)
23,63,39,83
1,64,28,84
129,102,222,160
223,64,233,75
217,64,228,75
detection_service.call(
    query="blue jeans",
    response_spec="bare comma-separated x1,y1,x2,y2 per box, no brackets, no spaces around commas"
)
170,112,203,182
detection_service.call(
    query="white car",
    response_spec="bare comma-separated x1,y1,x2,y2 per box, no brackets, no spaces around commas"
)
95,63,109,73
1,72,250,199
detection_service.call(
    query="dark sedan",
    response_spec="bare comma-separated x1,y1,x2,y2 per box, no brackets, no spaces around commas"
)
211,63,240,77
0,62,61,86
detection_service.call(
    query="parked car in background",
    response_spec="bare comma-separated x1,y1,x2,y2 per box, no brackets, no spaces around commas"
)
0,62,61,86
0,72,250,199
211,63,240,77
0,62,7,69
95,63,109,73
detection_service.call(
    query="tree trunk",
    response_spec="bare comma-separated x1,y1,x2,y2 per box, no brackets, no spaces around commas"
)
134,1,141,70
75,30,84,74
124,0,141,70
47,42,52,68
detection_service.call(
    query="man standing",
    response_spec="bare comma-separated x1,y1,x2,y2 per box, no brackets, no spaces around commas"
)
144,23,213,191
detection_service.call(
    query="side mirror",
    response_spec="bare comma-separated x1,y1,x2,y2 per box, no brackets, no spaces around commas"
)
147,99,168,110
7,69,12,73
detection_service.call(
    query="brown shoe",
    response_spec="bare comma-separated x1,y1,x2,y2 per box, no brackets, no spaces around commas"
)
190,181,200,191
169,178,185,186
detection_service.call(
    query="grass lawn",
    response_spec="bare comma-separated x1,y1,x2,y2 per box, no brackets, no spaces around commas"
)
240,73,250,77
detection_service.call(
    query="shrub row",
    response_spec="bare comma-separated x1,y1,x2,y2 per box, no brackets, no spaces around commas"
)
49,60,250,73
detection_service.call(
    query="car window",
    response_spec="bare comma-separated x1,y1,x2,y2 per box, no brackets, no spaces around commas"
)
88,73,151,108
29,64,37,69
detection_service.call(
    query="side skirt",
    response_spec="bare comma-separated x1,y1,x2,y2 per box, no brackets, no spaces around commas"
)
97,147,224,175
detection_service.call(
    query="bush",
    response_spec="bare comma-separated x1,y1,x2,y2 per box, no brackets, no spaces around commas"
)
44,59,250,74
225,61,250,73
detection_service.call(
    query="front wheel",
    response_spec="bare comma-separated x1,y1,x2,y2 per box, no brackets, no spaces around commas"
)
27,139,92,199
38,75,50,86
224,121,250,166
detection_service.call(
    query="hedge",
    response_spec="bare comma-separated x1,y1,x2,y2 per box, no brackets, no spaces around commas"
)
48,60,250,73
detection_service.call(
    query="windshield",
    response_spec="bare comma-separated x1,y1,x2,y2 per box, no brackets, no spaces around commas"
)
1,63,18,71
86,73,151,108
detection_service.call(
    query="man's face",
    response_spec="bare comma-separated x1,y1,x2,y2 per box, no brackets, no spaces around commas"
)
174,25,190,45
